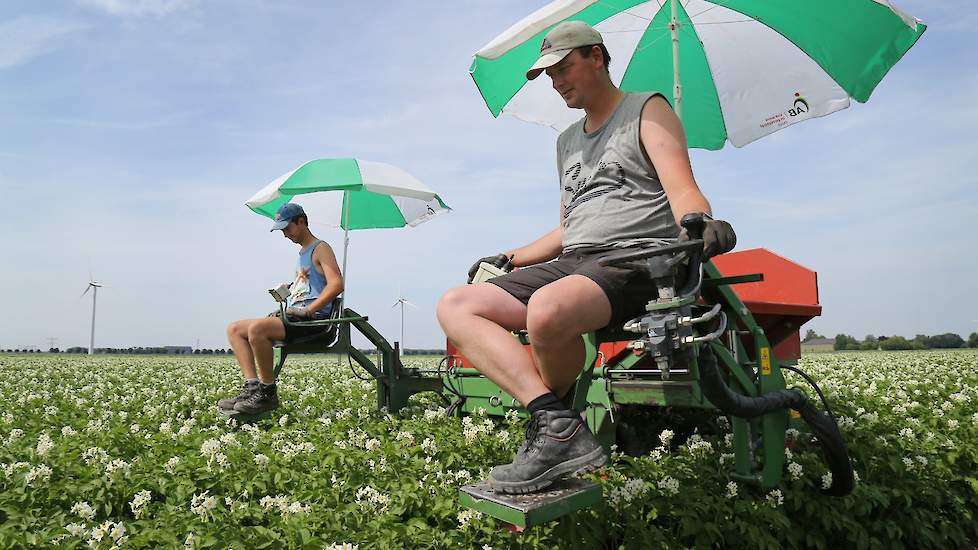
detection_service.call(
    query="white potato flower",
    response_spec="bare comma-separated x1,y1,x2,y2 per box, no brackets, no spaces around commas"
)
71,501,96,521
659,429,675,447
457,508,482,528
36,433,54,457
130,490,152,519
657,476,680,496
821,472,833,490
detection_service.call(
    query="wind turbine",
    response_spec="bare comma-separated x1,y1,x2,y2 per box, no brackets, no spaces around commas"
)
391,291,419,351
82,277,105,355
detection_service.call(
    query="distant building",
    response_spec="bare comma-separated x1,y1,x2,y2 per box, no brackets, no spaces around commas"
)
801,338,834,354
164,346,193,355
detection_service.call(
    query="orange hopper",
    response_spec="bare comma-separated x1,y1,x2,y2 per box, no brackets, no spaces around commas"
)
711,248,821,362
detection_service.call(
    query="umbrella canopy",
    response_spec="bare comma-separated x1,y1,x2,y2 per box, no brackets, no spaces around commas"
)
246,158,450,230
470,0,926,149
246,158,450,304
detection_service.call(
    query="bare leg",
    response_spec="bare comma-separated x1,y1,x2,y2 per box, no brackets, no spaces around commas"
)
245,318,287,384
227,319,258,379
437,283,552,406
526,275,612,398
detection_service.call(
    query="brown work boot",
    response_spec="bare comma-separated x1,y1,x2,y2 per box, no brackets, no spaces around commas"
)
232,383,279,415
217,380,259,411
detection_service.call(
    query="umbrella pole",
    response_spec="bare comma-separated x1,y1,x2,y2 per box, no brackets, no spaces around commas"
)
671,0,682,120
341,229,349,310
341,193,350,311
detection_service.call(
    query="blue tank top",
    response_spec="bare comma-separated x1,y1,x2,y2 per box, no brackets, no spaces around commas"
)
288,240,331,316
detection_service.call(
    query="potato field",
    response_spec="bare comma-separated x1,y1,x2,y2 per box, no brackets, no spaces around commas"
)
1,351,977,549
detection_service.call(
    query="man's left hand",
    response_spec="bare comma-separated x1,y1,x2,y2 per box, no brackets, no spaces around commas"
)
285,306,311,320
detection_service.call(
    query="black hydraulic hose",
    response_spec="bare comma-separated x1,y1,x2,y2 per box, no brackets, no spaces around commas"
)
796,401,855,497
348,351,374,381
698,348,808,417
781,364,837,422
439,355,463,398
698,347,854,497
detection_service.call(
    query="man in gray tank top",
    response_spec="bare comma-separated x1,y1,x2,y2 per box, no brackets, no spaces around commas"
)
437,21,736,493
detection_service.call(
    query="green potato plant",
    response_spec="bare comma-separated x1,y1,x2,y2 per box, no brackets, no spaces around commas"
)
0,351,976,549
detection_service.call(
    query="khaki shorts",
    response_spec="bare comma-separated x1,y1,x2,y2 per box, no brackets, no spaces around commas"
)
488,247,663,327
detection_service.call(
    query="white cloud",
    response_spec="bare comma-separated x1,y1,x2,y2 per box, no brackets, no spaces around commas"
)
78,0,196,17
0,16,89,69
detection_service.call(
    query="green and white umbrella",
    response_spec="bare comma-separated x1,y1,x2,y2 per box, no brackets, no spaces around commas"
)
246,158,450,295
470,0,925,149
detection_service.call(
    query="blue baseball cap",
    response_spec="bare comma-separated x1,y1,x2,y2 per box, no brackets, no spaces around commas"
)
270,202,305,231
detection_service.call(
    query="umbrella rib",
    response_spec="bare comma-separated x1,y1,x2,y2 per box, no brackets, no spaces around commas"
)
601,27,662,34
632,29,674,54
687,3,722,21
595,0,655,22
690,19,757,25
687,1,757,26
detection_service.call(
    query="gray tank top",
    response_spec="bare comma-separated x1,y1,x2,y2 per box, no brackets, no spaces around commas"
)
557,92,680,252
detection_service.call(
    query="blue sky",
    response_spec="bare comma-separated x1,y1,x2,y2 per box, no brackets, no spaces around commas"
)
1,0,975,350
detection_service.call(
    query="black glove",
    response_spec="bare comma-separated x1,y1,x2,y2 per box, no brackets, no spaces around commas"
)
680,218,737,258
467,253,514,284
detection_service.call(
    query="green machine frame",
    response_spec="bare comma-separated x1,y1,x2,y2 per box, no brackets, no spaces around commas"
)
232,240,848,527
223,305,442,423
410,263,790,489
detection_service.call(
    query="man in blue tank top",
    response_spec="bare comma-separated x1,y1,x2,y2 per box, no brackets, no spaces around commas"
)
437,21,737,493
219,203,345,415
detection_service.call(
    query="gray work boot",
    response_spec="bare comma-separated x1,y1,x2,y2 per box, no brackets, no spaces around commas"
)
489,409,607,494
217,380,259,411
232,383,279,415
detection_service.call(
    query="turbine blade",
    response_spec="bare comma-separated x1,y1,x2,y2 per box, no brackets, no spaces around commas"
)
81,285,91,298
404,300,420,309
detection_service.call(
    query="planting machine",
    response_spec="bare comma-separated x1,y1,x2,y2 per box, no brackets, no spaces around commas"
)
238,214,854,529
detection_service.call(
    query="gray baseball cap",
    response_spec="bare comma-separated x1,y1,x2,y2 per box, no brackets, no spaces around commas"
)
526,21,603,81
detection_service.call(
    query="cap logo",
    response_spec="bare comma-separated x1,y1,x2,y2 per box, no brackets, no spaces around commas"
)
540,38,552,52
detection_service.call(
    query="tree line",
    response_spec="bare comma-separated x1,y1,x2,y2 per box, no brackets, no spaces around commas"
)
804,330,978,351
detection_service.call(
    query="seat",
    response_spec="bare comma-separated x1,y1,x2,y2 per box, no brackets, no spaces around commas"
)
271,297,345,379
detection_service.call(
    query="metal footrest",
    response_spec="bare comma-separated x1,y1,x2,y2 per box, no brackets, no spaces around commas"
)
459,478,602,529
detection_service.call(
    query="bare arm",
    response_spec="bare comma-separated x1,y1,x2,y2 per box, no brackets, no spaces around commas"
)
504,226,563,268
304,243,344,313
640,95,712,224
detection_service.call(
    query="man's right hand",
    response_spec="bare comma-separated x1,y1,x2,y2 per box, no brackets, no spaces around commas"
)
467,254,514,284
678,218,737,258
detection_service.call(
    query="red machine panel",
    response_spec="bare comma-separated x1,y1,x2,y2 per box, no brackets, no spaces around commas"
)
711,248,821,361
